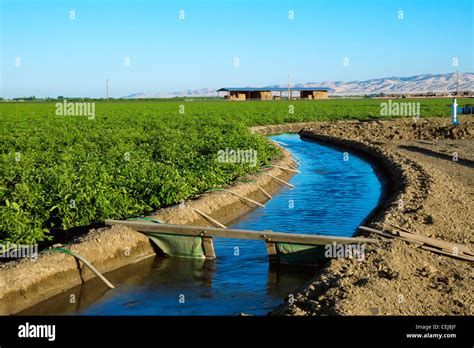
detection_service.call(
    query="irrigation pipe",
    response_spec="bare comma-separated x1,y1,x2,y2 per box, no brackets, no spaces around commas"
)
264,164,301,174
261,173,295,188
127,217,164,223
255,186,272,199
208,188,265,208
237,180,273,199
193,208,227,229
48,248,115,289
270,139,289,146
287,162,298,171
292,154,301,163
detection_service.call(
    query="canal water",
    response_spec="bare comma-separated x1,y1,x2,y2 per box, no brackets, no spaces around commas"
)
20,134,382,316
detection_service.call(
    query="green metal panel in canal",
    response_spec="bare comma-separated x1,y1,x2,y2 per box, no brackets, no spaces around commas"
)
148,233,206,259
275,243,327,266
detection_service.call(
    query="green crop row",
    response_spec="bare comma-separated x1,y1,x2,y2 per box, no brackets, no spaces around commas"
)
0,98,463,244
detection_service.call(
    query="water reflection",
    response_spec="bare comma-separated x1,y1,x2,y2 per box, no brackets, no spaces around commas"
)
19,255,315,315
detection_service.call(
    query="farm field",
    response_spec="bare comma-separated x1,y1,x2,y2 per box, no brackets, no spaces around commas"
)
0,98,467,245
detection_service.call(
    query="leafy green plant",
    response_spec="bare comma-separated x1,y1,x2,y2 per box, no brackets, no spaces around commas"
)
0,98,461,244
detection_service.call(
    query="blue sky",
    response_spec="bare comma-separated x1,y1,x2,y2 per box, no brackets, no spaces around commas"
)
1,0,473,98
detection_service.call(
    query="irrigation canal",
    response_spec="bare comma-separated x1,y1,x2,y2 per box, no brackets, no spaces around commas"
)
20,133,382,315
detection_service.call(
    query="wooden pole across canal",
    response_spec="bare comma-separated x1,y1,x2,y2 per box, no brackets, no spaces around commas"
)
105,220,376,246
105,220,376,265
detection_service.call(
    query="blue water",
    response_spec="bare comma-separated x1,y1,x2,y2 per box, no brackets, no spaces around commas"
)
230,134,381,236
20,134,381,316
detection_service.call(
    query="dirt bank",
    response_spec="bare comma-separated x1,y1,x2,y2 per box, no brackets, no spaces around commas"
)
0,137,296,315
0,224,155,315
271,116,473,316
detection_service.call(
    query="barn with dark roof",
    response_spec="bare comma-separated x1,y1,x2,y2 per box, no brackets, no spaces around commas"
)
217,87,330,100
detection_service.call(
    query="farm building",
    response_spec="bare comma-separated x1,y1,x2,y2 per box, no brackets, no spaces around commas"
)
217,87,330,100
217,88,273,100
299,89,329,99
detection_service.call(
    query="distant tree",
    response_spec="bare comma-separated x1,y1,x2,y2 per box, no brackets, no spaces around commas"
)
57,96,64,100
14,96,36,100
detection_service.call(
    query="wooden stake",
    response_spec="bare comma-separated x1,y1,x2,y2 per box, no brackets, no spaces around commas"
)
201,235,216,259
263,230,278,263
266,242,278,263
193,208,227,229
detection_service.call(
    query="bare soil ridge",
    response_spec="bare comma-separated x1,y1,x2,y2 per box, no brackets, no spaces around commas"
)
271,117,473,316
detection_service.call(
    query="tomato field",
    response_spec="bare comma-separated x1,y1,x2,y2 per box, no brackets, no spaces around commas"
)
0,98,462,244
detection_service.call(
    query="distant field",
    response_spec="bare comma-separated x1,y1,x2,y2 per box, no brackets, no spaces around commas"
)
0,98,469,244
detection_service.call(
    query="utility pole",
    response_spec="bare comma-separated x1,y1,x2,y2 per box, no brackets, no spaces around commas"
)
456,70,459,97
106,78,109,102
288,74,291,101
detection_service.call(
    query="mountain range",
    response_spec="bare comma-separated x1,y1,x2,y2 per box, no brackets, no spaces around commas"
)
123,72,474,99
